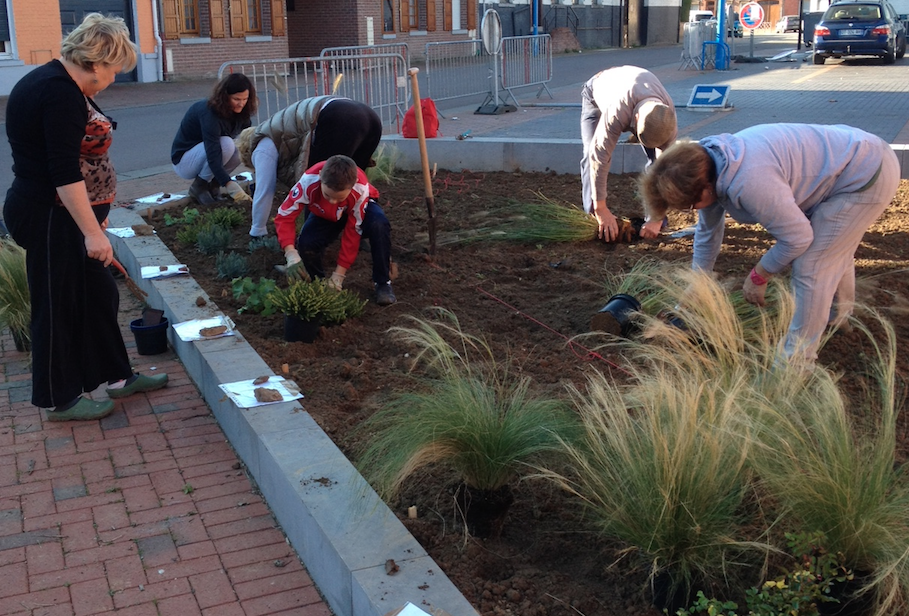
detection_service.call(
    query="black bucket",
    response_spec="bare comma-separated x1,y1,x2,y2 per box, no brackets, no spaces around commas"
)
130,317,169,355
591,293,642,336
284,315,320,343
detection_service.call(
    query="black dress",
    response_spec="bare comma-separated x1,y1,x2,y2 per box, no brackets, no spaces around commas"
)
3,59,132,408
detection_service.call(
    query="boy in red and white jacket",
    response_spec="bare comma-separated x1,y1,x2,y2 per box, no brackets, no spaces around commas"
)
275,154,396,305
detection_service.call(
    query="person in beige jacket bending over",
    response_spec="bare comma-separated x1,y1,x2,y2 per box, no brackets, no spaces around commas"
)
580,65,677,242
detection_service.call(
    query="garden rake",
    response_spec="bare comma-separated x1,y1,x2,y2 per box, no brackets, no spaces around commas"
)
111,257,148,303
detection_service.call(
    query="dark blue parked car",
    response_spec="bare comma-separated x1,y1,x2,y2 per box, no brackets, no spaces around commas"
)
813,0,907,64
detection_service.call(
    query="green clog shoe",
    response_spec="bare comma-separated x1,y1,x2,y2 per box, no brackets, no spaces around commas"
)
106,373,169,399
46,397,116,422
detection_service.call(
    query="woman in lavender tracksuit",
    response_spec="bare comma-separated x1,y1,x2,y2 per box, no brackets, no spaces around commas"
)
640,123,899,365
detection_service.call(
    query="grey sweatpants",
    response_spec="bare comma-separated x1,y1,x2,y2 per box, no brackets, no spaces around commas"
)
785,140,899,363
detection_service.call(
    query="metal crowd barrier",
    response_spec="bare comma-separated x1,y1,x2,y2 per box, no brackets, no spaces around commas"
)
423,40,490,104
680,21,719,70
425,35,553,106
500,34,553,102
320,42,411,70
217,52,409,133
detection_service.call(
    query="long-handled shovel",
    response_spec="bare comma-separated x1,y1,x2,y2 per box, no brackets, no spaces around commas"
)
111,257,148,303
406,68,437,256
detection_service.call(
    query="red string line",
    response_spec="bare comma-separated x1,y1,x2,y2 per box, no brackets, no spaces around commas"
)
474,286,631,376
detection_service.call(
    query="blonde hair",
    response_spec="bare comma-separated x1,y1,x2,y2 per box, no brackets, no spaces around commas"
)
236,127,256,169
639,139,713,220
61,13,137,72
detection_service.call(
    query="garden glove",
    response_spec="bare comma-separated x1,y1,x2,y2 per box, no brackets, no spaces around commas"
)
615,218,637,243
328,271,345,291
284,246,309,281
225,180,252,205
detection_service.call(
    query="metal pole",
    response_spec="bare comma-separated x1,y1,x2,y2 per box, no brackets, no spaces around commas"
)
532,0,538,35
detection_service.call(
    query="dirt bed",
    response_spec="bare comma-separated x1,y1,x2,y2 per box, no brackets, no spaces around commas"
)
143,170,909,616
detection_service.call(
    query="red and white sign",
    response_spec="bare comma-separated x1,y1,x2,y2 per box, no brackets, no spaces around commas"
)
740,2,764,29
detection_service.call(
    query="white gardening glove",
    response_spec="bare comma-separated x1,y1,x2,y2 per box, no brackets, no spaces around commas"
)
284,246,308,281
328,265,347,290
328,271,345,290
225,180,252,205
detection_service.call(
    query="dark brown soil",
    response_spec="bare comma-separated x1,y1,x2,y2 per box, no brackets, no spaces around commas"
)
143,170,909,616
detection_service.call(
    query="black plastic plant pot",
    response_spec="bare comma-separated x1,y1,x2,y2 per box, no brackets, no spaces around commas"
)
284,314,321,343
658,309,689,332
453,483,514,539
817,570,872,616
130,317,169,355
649,570,699,615
590,293,642,336
11,329,30,353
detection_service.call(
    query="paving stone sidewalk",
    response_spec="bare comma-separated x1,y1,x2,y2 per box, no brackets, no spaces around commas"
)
0,282,333,616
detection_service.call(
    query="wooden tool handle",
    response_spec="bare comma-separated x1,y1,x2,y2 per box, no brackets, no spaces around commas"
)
407,68,434,200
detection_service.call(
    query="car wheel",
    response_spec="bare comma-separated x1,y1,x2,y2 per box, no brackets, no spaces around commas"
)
884,43,896,63
813,52,826,64
898,36,907,59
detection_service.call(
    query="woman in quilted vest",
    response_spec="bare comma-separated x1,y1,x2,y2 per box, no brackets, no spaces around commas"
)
236,97,382,238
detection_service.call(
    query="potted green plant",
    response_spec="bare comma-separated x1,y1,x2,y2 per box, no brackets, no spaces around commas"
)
0,238,30,352
268,278,366,342
355,308,580,538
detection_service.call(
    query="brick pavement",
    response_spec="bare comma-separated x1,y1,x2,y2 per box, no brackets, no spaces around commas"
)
0,282,333,615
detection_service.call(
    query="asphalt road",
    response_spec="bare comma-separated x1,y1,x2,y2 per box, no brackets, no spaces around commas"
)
1,30,908,200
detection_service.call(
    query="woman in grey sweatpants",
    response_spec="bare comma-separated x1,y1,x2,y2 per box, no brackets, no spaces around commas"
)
639,123,899,365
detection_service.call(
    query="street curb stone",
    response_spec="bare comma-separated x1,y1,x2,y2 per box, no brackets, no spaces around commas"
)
106,204,481,616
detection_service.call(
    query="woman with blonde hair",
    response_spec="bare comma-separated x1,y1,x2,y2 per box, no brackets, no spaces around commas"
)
640,123,899,366
3,13,168,421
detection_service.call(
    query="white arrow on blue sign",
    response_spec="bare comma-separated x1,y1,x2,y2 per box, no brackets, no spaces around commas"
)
686,84,731,108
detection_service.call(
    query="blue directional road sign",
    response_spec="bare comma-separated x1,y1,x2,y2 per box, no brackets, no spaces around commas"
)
687,84,731,109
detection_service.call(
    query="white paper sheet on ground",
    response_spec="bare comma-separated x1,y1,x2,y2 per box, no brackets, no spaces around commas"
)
218,376,303,408
141,264,189,279
391,604,432,616
106,227,136,238
173,316,237,341
669,225,697,238
135,192,186,205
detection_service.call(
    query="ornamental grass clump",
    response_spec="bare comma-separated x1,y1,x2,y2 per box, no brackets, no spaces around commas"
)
0,238,30,349
366,143,400,185
600,256,677,316
435,193,601,245
744,312,909,616
356,308,579,501
631,268,794,382
542,268,803,603
546,356,757,601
